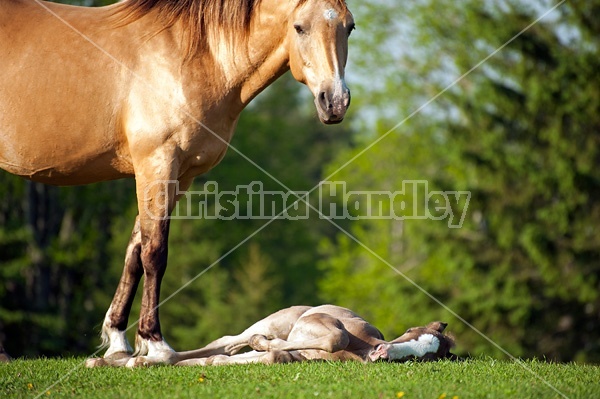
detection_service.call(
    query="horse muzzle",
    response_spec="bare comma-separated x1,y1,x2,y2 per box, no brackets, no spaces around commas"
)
315,79,351,124
368,343,391,362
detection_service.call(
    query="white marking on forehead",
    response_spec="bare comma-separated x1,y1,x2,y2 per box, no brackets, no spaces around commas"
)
324,9,338,20
389,334,440,360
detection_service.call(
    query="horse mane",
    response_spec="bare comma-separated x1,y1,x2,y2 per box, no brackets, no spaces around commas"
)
114,0,259,58
114,0,349,59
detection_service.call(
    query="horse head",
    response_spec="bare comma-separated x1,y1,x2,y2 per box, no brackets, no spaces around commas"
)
287,0,354,124
369,321,457,362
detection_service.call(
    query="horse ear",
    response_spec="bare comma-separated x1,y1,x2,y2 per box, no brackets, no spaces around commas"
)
427,321,448,333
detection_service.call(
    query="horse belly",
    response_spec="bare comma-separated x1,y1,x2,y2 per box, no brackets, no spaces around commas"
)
0,84,132,185
0,134,133,186
0,3,132,185
0,90,131,185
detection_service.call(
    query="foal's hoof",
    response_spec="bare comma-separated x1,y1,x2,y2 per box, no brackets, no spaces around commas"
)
248,334,270,351
125,353,177,367
105,351,133,360
86,352,133,368
126,356,152,368
176,358,209,366
205,354,229,366
85,357,109,368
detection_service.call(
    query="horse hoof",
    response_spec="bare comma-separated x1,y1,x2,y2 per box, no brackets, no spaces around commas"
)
126,356,151,368
248,334,269,351
176,358,208,366
85,358,109,368
206,354,229,366
104,351,132,361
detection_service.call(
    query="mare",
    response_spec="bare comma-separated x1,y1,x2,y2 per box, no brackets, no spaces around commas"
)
0,0,354,366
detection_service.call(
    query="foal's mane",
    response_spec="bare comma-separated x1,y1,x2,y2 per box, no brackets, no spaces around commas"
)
115,0,349,58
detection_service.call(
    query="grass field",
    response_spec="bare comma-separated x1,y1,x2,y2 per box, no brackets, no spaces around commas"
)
2,357,600,399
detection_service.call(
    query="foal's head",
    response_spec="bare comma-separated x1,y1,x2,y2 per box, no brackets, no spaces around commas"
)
287,0,354,124
369,321,457,362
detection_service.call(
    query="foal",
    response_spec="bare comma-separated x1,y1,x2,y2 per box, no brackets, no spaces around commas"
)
173,305,456,366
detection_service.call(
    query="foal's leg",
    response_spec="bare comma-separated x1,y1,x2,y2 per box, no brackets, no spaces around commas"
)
86,216,143,368
174,306,311,363
248,313,350,354
177,350,300,366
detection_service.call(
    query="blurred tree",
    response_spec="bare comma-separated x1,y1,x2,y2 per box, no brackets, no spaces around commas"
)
319,0,600,362
0,172,135,356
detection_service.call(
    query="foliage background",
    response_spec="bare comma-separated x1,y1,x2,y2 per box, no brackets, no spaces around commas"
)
1,0,598,363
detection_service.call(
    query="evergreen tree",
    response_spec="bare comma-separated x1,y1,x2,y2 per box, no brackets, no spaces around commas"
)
319,0,600,362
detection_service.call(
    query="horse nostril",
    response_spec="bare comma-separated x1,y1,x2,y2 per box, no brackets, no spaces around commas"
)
319,91,332,110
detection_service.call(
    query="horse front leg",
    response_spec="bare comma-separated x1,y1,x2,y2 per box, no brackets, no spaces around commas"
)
124,177,187,367
125,216,176,367
86,216,143,368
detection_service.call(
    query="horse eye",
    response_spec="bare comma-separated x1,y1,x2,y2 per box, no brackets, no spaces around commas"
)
294,24,305,34
348,23,356,36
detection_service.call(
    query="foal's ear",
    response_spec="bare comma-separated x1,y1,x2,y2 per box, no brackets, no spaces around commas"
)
426,321,448,333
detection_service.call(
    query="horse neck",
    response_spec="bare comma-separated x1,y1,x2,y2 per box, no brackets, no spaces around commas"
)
239,37,290,106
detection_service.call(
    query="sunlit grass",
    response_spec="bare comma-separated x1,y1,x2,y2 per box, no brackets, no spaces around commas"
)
2,357,599,398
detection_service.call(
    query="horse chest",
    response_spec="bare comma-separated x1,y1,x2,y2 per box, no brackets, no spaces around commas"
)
171,121,236,178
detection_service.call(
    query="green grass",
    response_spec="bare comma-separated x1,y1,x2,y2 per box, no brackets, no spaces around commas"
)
2,358,599,399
